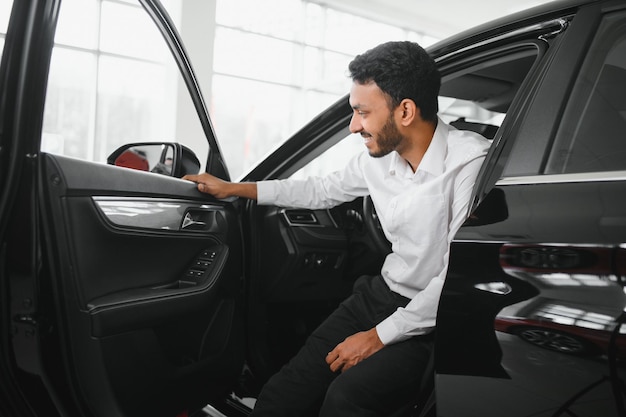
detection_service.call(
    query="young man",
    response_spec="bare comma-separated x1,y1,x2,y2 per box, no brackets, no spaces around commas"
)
184,41,490,416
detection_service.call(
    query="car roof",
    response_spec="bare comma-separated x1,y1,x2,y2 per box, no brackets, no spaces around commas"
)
427,0,598,58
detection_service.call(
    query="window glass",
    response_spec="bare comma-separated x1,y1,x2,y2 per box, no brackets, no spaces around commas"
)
216,0,304,40
303,47,352,92
292,133,362,180
439,97,505,126
303,3,325,47
42,49,97,158
546,12,626,174
291,96,504,180
324,9,405,56
42,0,207,172
0,0,12,29
214,27,302,85
212,74,306,178
53,0,99,49
94,55,177,160
99,1,169,61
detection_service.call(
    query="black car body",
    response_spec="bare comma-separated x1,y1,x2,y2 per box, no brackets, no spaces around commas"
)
1,0,625,416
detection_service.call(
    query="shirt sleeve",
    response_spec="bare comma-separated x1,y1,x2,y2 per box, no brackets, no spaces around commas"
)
257,152,370,208
375,151,487,345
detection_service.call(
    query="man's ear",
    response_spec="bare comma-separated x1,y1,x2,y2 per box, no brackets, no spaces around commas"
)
398,99,418,126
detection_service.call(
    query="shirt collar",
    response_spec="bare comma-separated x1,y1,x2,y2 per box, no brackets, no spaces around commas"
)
388,117,448,178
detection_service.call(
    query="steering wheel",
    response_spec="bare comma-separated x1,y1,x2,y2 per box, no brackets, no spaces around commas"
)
362,196,392,255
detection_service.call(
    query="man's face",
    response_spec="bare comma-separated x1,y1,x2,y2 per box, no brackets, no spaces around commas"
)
349,81,405,158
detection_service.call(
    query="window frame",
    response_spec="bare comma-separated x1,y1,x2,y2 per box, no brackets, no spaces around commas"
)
544,10,626,176
499,2,603,179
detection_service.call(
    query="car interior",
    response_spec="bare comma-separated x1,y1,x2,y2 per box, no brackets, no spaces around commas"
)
240,38,548,405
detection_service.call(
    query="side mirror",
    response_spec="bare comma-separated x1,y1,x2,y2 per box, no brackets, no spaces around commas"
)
107,142,200,178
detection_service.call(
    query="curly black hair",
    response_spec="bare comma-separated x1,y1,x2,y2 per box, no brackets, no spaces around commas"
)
348,41,440,123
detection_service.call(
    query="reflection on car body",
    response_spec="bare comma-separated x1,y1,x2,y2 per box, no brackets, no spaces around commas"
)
494,244,626,356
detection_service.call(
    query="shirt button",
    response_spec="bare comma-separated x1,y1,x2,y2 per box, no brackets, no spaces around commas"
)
389,170,396,176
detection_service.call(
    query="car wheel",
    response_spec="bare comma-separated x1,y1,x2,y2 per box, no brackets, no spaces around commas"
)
515,327,593,355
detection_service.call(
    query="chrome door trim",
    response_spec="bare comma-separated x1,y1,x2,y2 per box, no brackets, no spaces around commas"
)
92,197,222,231
496,170,626,186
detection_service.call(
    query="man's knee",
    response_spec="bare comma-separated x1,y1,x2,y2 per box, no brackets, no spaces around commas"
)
320,372,376,416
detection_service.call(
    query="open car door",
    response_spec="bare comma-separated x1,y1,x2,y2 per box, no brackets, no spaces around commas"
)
0,1,244,416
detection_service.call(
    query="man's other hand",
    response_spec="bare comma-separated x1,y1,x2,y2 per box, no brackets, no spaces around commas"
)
325,328,384,373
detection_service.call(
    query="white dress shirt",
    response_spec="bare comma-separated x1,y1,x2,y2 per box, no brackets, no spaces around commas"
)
257,118,490,345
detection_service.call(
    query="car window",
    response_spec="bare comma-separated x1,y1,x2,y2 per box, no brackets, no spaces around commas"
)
291,97,504,179
290,46,534,180
545,11,626,175
40,0,208,171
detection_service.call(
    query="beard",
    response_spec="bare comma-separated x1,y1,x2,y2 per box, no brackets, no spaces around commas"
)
366,114,405,158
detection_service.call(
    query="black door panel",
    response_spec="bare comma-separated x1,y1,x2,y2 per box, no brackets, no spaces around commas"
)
45,153,205,198
38,153,244,416
86,242,229,338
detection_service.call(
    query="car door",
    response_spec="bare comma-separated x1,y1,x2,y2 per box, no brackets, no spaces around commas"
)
436,1,626,416
1,1,245,417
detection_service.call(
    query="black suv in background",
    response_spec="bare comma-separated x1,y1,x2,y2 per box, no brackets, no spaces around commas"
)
1,0,625,416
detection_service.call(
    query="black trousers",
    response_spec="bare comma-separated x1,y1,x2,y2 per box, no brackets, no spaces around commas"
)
250,275,434,417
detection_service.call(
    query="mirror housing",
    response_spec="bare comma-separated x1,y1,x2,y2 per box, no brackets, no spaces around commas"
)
107,142,200,178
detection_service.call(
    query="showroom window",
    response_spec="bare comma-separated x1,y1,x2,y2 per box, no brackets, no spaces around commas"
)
0,0,13,58
546,12,626,175
212,0,437,179
39,0,210,168
4,0,439,179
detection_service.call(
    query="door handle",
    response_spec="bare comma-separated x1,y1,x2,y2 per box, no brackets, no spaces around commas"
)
182,211,207,230
181,209,226,232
